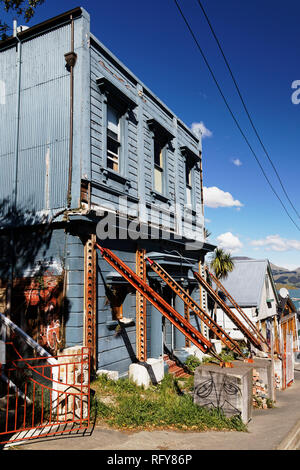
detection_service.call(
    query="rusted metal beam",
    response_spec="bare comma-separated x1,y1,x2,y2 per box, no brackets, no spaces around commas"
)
146,258,244,357
184,303,191,348
136,247,147,362
193,271,263,351
205,267,269,349
96,244,222,361
84,235,97,369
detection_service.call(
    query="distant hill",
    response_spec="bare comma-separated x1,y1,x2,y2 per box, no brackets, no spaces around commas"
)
232,256,300,289
270,264,300,289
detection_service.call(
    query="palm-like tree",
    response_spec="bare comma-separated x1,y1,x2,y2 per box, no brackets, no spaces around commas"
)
204,228,211,240
209,248,235,329
210,248,235,280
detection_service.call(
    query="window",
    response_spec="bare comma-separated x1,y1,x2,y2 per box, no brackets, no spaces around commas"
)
154,139,165,194
107,105,121,173
147,118,174,198
180,146,199,208
185,160,193,206
96,76,137,179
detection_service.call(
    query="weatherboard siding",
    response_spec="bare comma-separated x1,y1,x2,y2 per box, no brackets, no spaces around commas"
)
89,36,204,239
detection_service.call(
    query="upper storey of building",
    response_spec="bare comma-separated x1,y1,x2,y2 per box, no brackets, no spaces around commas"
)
0,7,205,242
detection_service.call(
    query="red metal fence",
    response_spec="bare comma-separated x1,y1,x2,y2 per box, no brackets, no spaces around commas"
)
0,345,90,445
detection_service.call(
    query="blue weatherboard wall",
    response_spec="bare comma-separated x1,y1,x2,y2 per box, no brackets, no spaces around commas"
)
0,7,213,377
88,33,204,236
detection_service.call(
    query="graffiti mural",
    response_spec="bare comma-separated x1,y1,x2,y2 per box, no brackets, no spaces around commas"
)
12,271,65,355
194,370,242,418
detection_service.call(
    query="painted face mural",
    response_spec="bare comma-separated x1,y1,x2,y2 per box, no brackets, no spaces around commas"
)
194,371,242,417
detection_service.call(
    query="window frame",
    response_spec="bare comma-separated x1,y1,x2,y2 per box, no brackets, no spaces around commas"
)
96,76,137,180
180,146,199,210
153,138,167,195
106,104,122,173
147,118,174,199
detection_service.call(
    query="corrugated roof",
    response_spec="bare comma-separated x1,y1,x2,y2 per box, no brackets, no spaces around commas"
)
214,259,269,307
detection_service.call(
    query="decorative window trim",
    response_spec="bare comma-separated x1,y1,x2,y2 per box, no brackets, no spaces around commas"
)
147,118,174,199
96,76,137,114
180,146,200,210
97,76,137,185
150,190,171,206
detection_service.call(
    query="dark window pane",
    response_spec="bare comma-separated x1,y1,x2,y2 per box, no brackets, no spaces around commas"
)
107,136,120,155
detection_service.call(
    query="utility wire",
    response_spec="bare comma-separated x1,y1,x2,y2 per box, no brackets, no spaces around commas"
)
196,0,300,220
173,0,300,232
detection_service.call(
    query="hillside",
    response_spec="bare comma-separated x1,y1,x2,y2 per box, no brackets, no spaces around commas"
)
232,257,300,288
270,264,300,289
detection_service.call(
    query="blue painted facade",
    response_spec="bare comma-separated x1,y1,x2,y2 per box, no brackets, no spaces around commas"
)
0,8,214,376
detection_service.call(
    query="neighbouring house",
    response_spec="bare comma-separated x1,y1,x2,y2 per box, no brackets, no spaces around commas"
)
0,7,215,378
215,259,279,349
276,292,298,388
215,258,298,389
289,289,300,365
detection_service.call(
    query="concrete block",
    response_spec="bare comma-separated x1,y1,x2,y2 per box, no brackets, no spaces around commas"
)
274,358,283,390
96,369,119,381
184,346,207,362
129,358,164,388
194,364,253,424
234,358,275,401
147,358,164,383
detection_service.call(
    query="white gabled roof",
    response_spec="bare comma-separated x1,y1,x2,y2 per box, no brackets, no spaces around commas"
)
214,259,277,308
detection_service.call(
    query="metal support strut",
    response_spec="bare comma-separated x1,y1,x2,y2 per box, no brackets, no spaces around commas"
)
205,267,269,350
95,244,222,362
136,248,147,362
193,271,264,351
146,257,245,358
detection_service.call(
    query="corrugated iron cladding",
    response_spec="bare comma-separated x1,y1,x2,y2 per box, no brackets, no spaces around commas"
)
0,23,71,213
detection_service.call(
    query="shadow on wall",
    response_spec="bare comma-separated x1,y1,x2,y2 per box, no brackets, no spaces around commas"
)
0,198,70,356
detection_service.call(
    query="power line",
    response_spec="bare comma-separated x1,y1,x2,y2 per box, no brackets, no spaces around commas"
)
196,0,300,220
173,0,300,232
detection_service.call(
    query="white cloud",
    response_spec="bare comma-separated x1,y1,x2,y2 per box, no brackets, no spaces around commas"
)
232,158,242,167
191,121,212,139
277,262,300,271
216,232,243,253
203,186,243,209
250,234,300,252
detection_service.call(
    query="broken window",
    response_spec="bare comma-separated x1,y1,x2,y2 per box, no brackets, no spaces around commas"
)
107,105,121,173
154,139,165,194
185,159,193,206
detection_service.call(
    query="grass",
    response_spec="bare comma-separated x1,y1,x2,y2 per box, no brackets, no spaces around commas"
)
90,373,247,432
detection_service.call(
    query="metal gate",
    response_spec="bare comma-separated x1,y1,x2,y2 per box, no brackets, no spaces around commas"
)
0,344,91,445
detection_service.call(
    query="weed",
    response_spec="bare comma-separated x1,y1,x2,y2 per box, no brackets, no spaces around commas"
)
185,355,201,372
266,398,275,409
90,373,247,432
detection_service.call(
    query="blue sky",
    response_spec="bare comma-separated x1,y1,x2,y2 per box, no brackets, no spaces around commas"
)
2,0,300,269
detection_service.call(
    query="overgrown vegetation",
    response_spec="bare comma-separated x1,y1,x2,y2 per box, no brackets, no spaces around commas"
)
90,373,247,432
185,348,240,369
185,355,201,372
